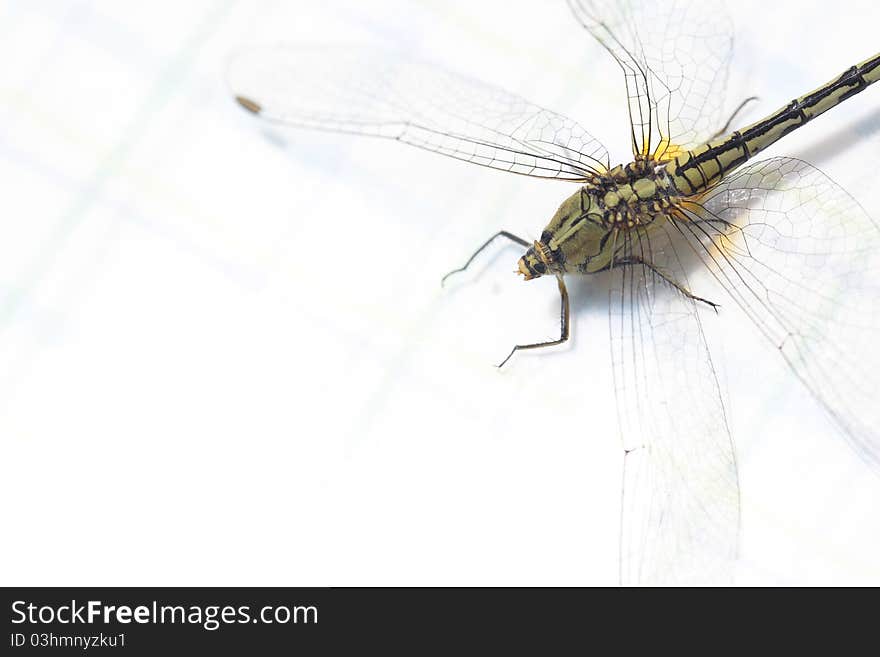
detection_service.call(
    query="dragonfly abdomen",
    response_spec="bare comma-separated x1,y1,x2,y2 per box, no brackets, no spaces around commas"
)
669,52,880,196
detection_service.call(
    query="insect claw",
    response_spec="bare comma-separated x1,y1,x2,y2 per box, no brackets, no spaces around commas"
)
691,293,720,312
497,347,517,368
440,266,465,287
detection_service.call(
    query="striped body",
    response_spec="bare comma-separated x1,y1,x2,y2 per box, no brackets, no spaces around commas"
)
670,53,880,194
518,52,880,281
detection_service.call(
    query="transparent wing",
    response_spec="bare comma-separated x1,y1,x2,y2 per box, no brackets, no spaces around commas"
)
610,224,739,585
227,46,610,180
678,157,880,469
567,0,733,158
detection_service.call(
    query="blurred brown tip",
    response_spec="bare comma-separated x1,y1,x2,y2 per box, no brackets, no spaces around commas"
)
235,95,262,114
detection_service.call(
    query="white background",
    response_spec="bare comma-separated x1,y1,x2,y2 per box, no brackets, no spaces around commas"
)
1,0,878,586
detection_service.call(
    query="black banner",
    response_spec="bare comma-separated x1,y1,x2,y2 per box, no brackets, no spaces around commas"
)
2,586,860,652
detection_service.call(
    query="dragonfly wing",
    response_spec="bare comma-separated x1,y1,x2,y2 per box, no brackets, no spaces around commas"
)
567,0,733,157
227,46,610,180
611,224,739,585
679,157,880,469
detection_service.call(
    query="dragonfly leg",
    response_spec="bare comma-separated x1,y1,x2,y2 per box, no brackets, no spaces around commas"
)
441,231,530,287
498,275,569,367
709,96,759,140
615,256,720,311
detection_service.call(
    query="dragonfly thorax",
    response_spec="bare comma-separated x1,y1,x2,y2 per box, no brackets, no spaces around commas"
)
516,159,680,280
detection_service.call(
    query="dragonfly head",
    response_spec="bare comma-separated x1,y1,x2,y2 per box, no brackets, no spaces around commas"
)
517,240,555,280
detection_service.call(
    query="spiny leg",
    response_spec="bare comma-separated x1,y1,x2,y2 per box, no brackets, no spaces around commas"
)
441,230,530,287
613,256,720,311
498,275,570,368
708,96,759,140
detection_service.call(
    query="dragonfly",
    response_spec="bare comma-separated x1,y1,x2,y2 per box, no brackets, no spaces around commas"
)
228,0,880,584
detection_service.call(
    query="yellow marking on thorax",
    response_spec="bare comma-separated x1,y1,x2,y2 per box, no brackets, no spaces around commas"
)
617,185,634,202
652,137,688,162
632,178,656,199
603,190,621,207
